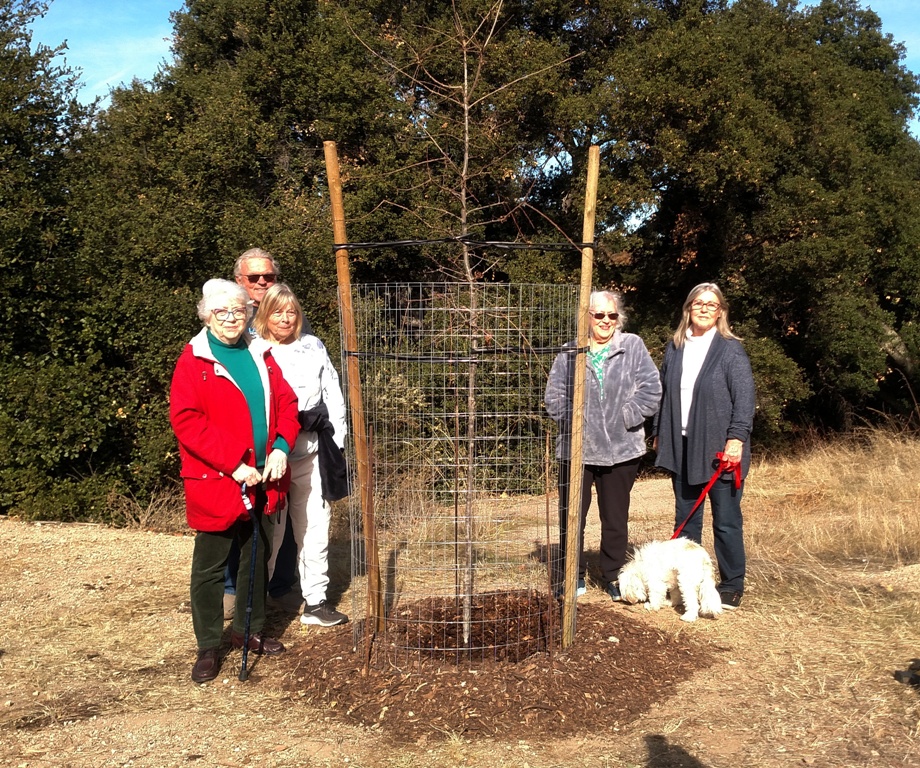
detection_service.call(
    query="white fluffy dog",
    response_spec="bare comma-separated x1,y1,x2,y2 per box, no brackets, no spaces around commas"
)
617,538,723,622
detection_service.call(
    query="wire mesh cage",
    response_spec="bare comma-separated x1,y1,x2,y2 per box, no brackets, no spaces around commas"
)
341,282,581,667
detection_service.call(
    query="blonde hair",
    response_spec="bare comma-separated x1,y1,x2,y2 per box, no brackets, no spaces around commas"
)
672,282,741,348
254,283,304,342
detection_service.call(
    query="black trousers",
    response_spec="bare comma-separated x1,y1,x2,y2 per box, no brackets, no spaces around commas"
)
558,458,641,583
190,488,274,649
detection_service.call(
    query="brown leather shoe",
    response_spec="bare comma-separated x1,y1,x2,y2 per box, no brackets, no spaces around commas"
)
191,647,221,683
230,630,285,656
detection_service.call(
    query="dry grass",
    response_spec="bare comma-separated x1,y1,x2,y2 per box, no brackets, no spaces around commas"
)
747,429,920,567
105,485,188,533
743,431,920,651
4,429,920,767
732,431,920,765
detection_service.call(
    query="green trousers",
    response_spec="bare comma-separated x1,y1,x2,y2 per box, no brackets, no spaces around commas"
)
190,493,275,649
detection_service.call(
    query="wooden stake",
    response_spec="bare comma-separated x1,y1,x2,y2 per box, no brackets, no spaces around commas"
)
545,430,556,657
562,145,599,649
323,141,384,634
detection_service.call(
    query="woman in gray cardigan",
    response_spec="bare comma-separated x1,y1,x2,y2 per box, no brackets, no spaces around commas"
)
546,291,661,602
653,283,755,610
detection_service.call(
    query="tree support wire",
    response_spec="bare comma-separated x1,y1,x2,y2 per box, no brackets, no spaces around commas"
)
334,237,596,253
323,140,596,663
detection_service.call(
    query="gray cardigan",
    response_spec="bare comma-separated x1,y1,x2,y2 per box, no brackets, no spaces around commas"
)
545,330,661,465
653,334,756,485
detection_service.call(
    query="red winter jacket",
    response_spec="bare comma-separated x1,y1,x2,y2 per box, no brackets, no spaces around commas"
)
169,328,301,532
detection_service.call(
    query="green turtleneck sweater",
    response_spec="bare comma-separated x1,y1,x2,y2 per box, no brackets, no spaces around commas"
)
207,330,289,468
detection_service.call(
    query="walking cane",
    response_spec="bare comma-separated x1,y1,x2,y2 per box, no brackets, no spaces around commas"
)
239,483,258,682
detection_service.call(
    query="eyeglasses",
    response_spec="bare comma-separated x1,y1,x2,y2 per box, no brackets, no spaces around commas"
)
212,308,248,322
243,273,277,284
590,311,619,321
691,300,721,312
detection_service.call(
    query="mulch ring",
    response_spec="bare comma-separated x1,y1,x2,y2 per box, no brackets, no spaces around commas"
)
281,599,716,744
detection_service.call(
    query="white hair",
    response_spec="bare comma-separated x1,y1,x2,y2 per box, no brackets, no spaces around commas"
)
196,279,251,324
234,247,280,277
589,289,628,329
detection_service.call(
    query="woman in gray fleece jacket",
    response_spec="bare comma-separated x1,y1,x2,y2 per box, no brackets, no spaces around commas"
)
545,291,661,602
653,283,755,610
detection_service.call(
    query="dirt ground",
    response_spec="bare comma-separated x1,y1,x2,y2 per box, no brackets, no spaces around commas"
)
2,477,919,768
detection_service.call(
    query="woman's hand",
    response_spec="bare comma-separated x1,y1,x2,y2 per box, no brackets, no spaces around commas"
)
723,438,743,464
232,463,262,486
263,449,288,482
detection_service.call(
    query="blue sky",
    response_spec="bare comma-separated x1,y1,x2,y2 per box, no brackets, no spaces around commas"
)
29,0,180,103
28,0,920,133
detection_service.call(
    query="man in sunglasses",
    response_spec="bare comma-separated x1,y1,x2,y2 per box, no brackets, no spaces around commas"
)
234,247,279,312
234,248,313,336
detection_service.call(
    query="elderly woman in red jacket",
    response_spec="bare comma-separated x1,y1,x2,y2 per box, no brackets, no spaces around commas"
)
170,279,300,683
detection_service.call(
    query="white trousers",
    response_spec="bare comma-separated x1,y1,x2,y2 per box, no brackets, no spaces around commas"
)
267,451,330,606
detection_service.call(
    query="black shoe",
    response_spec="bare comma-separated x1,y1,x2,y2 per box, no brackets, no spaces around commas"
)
191,647,221,683
720,591,742,610
607,581,623,602
300,601,348,627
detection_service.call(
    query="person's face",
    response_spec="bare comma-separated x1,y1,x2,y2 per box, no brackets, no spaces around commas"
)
589,297,619,346
688,290,722,336
206,300,248,345
265,302,298,344
235,257,277,306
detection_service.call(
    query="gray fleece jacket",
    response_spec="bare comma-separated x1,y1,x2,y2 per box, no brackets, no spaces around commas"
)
545,330,661,465
653,334,756,485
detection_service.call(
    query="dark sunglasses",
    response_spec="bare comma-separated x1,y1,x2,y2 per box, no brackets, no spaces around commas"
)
591,311,619,321
243,273,277,284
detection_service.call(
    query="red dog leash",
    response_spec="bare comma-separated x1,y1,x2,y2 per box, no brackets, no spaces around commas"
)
671,452,742,540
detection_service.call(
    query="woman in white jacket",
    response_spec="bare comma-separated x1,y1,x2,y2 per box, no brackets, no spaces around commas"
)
255,283,349,626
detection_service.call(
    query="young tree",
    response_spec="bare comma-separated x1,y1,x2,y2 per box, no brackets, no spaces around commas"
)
338,0,584,643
